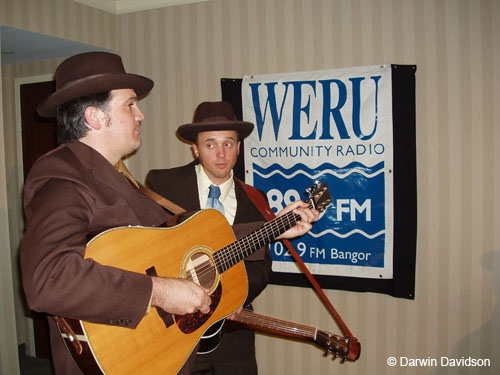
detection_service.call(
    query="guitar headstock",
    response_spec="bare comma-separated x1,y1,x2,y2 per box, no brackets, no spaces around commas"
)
305,181,332,212
315,331,361,362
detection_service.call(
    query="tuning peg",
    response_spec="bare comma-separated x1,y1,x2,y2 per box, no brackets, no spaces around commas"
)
306,181,320,193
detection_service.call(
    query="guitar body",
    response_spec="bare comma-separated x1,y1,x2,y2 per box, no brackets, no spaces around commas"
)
65,209,248,374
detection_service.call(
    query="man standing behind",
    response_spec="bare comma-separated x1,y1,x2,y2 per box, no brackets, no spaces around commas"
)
146,101,319,374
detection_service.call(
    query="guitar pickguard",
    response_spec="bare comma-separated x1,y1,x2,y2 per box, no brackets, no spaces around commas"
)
175,283,222,334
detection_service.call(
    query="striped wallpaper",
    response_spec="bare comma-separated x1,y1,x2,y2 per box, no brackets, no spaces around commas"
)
1,0,499,374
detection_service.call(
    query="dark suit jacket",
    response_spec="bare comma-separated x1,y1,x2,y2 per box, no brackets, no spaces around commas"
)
20,141,169,375
146,160,273,306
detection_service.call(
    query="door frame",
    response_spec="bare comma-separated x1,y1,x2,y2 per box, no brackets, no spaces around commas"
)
14,74,54,357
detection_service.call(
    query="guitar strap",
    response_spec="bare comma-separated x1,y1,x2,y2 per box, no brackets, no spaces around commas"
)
116,160,186,214
236,178,358,342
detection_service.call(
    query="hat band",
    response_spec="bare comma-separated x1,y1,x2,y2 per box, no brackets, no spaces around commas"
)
56,72,124,91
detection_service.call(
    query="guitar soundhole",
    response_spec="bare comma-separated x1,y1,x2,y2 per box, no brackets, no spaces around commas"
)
175,283,222,334
185,251,217,290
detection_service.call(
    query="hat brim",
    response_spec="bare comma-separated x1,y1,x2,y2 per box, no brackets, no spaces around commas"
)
37,73,154,117
177,121,254,143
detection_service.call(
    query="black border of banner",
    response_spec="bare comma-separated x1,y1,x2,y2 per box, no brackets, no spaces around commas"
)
221,64,417,299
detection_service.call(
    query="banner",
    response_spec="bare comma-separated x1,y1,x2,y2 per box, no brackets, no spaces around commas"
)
242,65,394,279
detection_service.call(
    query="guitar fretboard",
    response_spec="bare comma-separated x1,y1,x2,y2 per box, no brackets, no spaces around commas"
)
234,309,316,339
213,209,302,273
233,309,351,357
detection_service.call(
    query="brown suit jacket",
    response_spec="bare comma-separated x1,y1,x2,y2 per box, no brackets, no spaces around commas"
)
20,141,169,374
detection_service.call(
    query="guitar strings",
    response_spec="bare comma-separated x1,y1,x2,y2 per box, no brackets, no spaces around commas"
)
183,197,317,288
183,209,302,286
184,211,298,285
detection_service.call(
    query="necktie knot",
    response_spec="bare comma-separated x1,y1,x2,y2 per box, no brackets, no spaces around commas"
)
207,185,224,215
208,185,221,199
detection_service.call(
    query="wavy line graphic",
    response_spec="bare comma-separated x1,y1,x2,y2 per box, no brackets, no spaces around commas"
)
308,229,385,239
253,161,385,174
254,168,384,180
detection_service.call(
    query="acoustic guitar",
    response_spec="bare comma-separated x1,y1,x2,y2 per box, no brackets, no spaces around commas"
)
56,182,331,374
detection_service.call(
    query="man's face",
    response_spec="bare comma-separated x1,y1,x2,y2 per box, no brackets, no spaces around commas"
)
100,88,144,159
192,130,240,185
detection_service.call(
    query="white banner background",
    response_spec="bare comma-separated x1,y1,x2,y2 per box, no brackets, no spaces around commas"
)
242,65,393,279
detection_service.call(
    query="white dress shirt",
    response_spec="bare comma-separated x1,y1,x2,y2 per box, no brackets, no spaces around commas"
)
195,164,237,225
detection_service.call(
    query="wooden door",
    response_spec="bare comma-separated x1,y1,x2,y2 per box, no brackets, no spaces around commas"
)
20,80,57,359
20,81,57,178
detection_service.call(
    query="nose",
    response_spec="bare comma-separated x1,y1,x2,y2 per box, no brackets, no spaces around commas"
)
216,145,226,158
134,106,145,121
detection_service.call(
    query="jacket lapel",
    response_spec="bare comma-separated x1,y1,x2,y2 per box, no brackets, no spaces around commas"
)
173,162,201,211
87,147,157,223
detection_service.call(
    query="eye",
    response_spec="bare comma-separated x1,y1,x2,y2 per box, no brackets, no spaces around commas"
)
127,100,139,109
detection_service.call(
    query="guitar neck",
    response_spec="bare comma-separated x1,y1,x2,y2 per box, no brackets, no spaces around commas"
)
232,309,317,342
214,209,302,273
213,181,332,274
233,309,355,360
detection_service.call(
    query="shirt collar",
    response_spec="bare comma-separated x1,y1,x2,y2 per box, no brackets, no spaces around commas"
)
195,164,234,203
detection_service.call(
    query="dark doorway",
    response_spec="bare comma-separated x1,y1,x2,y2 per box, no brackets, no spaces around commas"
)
20,79,57,360
20,81,57,179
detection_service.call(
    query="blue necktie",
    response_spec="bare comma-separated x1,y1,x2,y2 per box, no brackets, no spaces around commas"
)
207,185,225,215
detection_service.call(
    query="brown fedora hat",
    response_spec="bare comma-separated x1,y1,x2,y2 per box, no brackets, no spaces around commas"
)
177,101,254,143
37,52,154,117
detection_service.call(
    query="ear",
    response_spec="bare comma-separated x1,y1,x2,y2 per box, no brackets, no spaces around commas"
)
83,106,103,130
192,143,199,158
237,141,241,155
